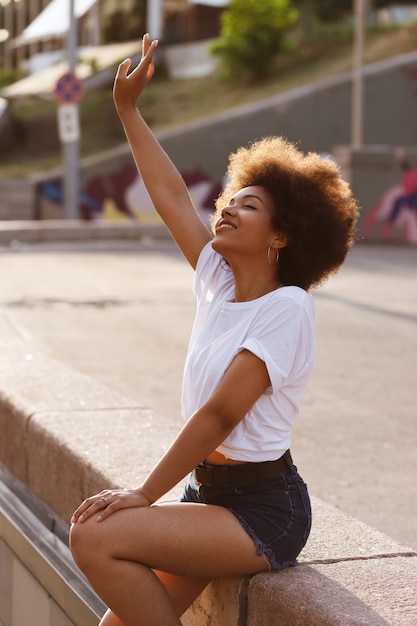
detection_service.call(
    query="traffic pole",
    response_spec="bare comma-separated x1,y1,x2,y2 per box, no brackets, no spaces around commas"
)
147,0,163,39
62,0,79,219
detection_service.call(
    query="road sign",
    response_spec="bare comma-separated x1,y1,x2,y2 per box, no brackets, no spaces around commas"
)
57,103,80,143
54,71,84,105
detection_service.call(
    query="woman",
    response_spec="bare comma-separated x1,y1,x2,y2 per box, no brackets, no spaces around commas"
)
70,35,359,626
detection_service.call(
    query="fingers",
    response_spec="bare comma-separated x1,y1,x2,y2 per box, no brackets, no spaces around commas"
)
114,57,131,82
142,32,148,57
71,489,150,525
139,44,158,75
142,32,157,56
115,36,158,84
142,32,151,57
141,33,158,66
71,491,110,523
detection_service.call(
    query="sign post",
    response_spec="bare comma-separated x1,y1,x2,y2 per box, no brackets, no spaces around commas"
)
57,102,80,144
54,70,84,219
147,0,163,39
54,0,82,220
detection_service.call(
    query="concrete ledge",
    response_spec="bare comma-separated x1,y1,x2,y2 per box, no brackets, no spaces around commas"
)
246,560,414,625
0,219,171,246
246,496,417,625
0,310,182,520
1,309,416,625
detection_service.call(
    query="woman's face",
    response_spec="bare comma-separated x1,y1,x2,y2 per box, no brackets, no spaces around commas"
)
212,186,279,259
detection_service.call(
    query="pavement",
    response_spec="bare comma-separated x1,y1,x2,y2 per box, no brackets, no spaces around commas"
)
0,235,416,551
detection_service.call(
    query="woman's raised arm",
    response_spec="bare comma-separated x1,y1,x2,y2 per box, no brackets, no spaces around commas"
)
113,34,212,268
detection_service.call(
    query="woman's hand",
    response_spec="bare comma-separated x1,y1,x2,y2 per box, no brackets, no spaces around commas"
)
113,33,158,114
70,488,151,524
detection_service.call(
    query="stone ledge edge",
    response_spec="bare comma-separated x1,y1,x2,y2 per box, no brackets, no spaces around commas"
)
0,219,171,244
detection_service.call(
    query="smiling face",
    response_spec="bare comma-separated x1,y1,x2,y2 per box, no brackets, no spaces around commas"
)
212,186,280,261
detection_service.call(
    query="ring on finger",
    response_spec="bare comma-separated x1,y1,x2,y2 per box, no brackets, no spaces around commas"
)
100,497,107,504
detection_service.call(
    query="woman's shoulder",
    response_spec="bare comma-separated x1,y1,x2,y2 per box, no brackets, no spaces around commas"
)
264,285,316,320
268,284,313,305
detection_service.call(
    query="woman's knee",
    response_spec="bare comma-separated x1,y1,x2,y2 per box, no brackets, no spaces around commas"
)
70,519,104,571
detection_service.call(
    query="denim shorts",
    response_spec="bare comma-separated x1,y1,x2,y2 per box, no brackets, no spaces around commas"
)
180,462,312,570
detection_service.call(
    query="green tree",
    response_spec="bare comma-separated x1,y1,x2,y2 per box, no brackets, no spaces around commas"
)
211,0,299,82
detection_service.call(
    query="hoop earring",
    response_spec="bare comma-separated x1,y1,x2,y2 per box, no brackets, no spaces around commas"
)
267,245,279,265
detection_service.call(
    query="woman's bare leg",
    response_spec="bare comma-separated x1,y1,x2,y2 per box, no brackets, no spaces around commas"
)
155,571,210,617
98,574,209,625
70,502,268,626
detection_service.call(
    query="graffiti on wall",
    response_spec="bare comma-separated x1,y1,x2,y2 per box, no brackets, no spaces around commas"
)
39,162,221,225
361,149,417,244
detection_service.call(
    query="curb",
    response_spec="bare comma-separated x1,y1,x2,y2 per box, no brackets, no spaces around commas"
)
0,219,171,245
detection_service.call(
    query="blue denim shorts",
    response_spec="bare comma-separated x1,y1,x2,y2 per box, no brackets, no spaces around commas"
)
180,462,312,570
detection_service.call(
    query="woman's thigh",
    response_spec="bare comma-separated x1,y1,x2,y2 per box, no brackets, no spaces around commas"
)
71,501,269,578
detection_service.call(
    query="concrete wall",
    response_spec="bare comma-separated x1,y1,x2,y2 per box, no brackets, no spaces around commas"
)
335,145,417,244
158,50,417,176
0,179,36,221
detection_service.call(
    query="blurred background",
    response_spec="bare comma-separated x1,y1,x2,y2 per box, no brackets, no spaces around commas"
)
0,0,417,244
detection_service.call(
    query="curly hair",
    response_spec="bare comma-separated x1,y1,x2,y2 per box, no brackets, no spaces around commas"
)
213,136,359,290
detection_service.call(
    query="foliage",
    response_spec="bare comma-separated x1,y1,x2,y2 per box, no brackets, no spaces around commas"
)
0,69,25,88
210,0,299,82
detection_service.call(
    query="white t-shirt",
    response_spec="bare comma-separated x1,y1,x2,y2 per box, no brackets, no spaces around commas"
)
182,242,316,462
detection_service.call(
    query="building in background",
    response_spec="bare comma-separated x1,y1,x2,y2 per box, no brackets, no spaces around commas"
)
0,0,108,73
0,0,226,75
165,0,225,44
0,0,51,72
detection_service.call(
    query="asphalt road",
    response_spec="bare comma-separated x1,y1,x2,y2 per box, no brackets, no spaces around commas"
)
1,238,416,550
